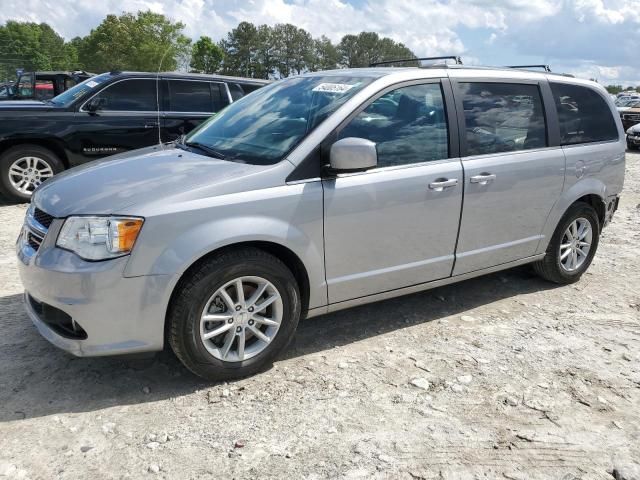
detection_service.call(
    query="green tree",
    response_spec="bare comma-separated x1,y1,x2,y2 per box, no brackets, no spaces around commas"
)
253,25,276,79
271,23,313,78
77,11,191,72
0,21,78,79
338,32,415,68
190,36,224,73
220,21,262,77
308,35,340,71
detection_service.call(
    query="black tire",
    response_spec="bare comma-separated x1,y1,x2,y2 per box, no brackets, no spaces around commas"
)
533,202,600,284
0,144,64,202
167,247,301,381
627,141,637,151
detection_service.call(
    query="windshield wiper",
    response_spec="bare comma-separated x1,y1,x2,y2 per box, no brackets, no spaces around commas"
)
184,141,227,160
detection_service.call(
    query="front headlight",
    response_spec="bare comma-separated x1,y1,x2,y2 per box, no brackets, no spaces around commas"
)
56,216,144,261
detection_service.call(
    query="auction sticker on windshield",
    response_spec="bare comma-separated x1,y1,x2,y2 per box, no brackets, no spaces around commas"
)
312,83,356,94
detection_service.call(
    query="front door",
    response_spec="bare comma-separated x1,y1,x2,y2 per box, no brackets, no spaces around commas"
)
161,79,230,142
323,81,463,304
451,80,566,275
75,78,161,158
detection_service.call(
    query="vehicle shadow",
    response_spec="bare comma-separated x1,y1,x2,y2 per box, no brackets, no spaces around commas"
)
0,266,556,422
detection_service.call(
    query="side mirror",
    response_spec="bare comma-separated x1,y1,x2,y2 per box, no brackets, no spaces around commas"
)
86,97,106,113
329,137,377,172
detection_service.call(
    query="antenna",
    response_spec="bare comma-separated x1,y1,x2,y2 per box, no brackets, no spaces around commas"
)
156,46,172,148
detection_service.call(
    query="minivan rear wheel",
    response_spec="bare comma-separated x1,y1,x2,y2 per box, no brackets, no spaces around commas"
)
167,247,301,381
533,202,600,284
0,145,63,202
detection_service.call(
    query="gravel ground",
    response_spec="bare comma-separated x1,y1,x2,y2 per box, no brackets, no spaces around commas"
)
0,152,639,480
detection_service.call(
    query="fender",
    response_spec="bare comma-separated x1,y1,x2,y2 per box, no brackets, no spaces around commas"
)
536,177,606,254
123,181,328,311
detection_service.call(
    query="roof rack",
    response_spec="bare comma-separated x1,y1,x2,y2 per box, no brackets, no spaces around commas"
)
370,56,463,67
507,64,552,72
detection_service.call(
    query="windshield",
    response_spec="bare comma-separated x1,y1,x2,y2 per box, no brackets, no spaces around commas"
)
184,74,379,165
50,73,113,106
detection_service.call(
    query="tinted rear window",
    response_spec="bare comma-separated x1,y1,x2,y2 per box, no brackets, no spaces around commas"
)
551,83,618,145
459,82,547,156
168,80,216,112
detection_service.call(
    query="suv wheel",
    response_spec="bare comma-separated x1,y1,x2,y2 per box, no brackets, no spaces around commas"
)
0,145,63,202
168,247,301,381
533,202,600,284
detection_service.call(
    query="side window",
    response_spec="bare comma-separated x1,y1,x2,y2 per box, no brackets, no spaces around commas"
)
210,83,229,111
90,79,157,111
168,80,213,112
550,83,619,145
228,83,244,101
240,83,263,95
459,82,547,156
338,83,449,168
34,80,55,100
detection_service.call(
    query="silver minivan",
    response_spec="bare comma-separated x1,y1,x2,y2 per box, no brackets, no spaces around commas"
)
17,65,625,380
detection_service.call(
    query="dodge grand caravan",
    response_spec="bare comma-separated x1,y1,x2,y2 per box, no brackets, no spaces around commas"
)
17,65,625,380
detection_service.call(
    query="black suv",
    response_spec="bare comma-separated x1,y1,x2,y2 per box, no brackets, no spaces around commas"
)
0,71,269,201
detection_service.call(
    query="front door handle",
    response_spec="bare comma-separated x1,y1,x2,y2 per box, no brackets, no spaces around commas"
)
144,122,159,129
428,178,458,191
470,173,496,185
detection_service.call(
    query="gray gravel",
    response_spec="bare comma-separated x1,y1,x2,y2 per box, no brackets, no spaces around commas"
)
1,152,639,480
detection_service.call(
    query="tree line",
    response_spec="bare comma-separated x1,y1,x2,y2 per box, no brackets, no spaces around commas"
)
0,11,417,81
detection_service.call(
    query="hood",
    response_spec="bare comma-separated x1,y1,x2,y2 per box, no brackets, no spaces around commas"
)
0,99,56,110
34,145,288,217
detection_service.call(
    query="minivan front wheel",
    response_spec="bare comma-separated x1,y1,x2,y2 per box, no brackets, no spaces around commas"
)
168,248,301,381
533,202,600,284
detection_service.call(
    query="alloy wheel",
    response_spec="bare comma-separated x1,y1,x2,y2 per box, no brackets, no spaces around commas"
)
559,217,593,272
8,156,54,194
200,276,283,362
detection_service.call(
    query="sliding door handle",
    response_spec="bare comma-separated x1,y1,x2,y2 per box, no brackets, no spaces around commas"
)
470,173,496,185
428,178,458,191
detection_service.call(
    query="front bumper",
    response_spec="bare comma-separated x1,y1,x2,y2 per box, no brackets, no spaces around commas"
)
17,221,172,357
627,133,640,146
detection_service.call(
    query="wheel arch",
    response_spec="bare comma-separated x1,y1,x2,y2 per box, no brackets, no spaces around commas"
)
0,137,70,169
537,179,607,254
163,240,312,340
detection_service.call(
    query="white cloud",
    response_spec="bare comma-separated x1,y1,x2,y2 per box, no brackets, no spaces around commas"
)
1,0,639,84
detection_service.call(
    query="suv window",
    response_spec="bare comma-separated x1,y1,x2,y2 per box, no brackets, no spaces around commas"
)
34,80,55,100
240,83,263,95
168,80,216,113
90,79,157,112
550,83,619,145
228,83,244,101
459,82,547,156
338,83,449,168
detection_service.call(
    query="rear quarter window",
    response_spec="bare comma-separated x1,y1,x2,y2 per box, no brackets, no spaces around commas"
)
550,83,619,145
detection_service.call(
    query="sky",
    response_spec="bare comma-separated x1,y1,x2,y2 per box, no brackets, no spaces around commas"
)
1,0,639,86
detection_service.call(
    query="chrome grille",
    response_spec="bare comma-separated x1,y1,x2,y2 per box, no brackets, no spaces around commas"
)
623,113,640,121
33,207,54,229
27,231,43,250
23,205,52,253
